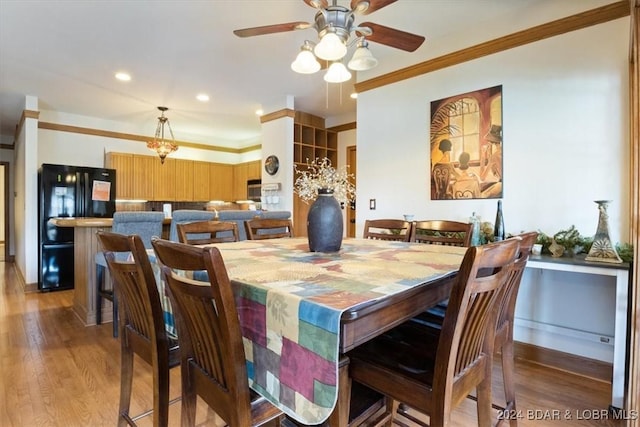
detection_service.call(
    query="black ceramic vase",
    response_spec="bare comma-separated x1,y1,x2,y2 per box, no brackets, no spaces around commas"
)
307,189,343,252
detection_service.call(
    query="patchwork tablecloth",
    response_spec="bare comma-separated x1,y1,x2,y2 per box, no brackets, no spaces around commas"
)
149,237,466,424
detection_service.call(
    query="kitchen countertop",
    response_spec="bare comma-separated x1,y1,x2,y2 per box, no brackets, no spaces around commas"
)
50,217,172,227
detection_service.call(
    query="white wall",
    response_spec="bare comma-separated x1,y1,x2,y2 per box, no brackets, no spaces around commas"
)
356,19,629,240
15,95,39,285
356,18,629,362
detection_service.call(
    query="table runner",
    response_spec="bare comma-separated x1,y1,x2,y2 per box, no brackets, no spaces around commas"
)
149,238,466,424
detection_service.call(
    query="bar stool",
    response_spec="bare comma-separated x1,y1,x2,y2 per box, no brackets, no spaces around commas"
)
95,211,165,337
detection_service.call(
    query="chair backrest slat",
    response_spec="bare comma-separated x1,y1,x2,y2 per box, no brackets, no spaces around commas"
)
169,210,217,242
177,220,240,245
244,218,294,240
363,219,412,242
410,220,473,247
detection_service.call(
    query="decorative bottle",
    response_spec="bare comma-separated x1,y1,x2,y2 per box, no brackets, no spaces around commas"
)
469,212,481,246
493,200,505,241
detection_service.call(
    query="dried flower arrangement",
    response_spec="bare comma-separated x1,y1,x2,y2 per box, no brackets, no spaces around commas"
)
294,157,356,205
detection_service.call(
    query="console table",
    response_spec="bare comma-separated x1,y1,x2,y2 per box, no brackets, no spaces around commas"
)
526,254,630,409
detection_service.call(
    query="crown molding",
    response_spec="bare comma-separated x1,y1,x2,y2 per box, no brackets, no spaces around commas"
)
37,121,260,154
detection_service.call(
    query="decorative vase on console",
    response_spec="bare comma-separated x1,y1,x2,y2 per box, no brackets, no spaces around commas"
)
294,157,356,253
585,200,622,263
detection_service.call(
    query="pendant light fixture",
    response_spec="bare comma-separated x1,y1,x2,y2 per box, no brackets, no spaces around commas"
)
147,106,178,164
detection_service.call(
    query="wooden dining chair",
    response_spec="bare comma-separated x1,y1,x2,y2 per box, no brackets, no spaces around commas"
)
347,238,520,427
151,238,283,427
405,232,537,426
96,231,180,427
410,219,473,246
177,220,239,245
244,218,294,240
363,219,412,242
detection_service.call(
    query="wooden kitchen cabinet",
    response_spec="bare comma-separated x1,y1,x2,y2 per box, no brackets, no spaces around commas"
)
233,162,249,201
192,160,211,201
175,159,194,201
152,157,176,201
132,154,155,200
210,163,234,201
247,160,261,180
106,152,257,202
104,152,134,199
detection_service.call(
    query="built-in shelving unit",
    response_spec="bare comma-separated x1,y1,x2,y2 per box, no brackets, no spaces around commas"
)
292,112,338,237
293,111,338,167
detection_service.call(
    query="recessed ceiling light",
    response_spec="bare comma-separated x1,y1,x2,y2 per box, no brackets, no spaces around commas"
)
255,109,264,116
115,72,131,82
196,93,210,102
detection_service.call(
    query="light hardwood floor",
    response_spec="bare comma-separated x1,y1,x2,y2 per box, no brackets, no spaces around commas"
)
0,262,624,427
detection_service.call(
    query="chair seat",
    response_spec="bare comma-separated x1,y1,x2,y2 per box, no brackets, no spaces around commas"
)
350,322,441,386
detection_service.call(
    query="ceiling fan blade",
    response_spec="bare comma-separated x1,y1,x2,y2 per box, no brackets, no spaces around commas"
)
351,0,397,15
304,0,328,8
233,22,311,38
358,22,425,52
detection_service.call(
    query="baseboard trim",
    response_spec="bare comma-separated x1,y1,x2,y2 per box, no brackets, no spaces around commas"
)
514,341,612,383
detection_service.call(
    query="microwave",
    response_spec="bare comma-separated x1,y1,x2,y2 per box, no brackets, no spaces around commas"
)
247,179,261,202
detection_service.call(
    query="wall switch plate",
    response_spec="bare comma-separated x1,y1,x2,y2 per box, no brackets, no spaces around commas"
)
369,199,376,210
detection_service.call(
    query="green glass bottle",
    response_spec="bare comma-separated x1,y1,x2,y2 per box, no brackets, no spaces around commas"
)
493,200,505,241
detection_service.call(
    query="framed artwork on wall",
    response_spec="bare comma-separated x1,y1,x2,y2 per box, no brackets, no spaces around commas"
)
430,85,503,200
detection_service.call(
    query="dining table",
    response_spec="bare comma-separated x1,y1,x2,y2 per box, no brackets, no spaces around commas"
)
147,237,467,427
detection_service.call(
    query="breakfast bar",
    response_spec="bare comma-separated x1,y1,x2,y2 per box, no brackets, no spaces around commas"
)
49,217,115,326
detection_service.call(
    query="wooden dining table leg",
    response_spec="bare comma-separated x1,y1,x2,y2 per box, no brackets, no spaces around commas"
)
328,356,352,427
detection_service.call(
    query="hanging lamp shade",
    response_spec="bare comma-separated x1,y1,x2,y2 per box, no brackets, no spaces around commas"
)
348,40,378,71
314,32,347,61
324,62,352,83
146,106,178,164
291,42,321,74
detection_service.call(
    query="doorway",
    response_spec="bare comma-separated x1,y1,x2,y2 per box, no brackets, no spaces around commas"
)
1,163,8,262
347,146,356,238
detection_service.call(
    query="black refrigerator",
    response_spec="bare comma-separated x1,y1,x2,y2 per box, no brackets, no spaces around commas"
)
38,164,116,291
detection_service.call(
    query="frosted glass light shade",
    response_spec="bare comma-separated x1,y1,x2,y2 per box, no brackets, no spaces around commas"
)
314,32,347,61
291,49,321,74
324,62,352,83
348,45,378,71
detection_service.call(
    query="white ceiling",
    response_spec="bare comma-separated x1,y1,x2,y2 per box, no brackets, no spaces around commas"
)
0,0,616,149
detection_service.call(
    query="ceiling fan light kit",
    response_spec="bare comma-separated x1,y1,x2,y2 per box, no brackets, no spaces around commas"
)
291,41,322,74
235,0,425,82
314,31,348,61
324,62,352,83
347,39,378,71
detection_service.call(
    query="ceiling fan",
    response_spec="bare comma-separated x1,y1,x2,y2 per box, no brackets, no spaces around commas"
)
233,0,426,82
